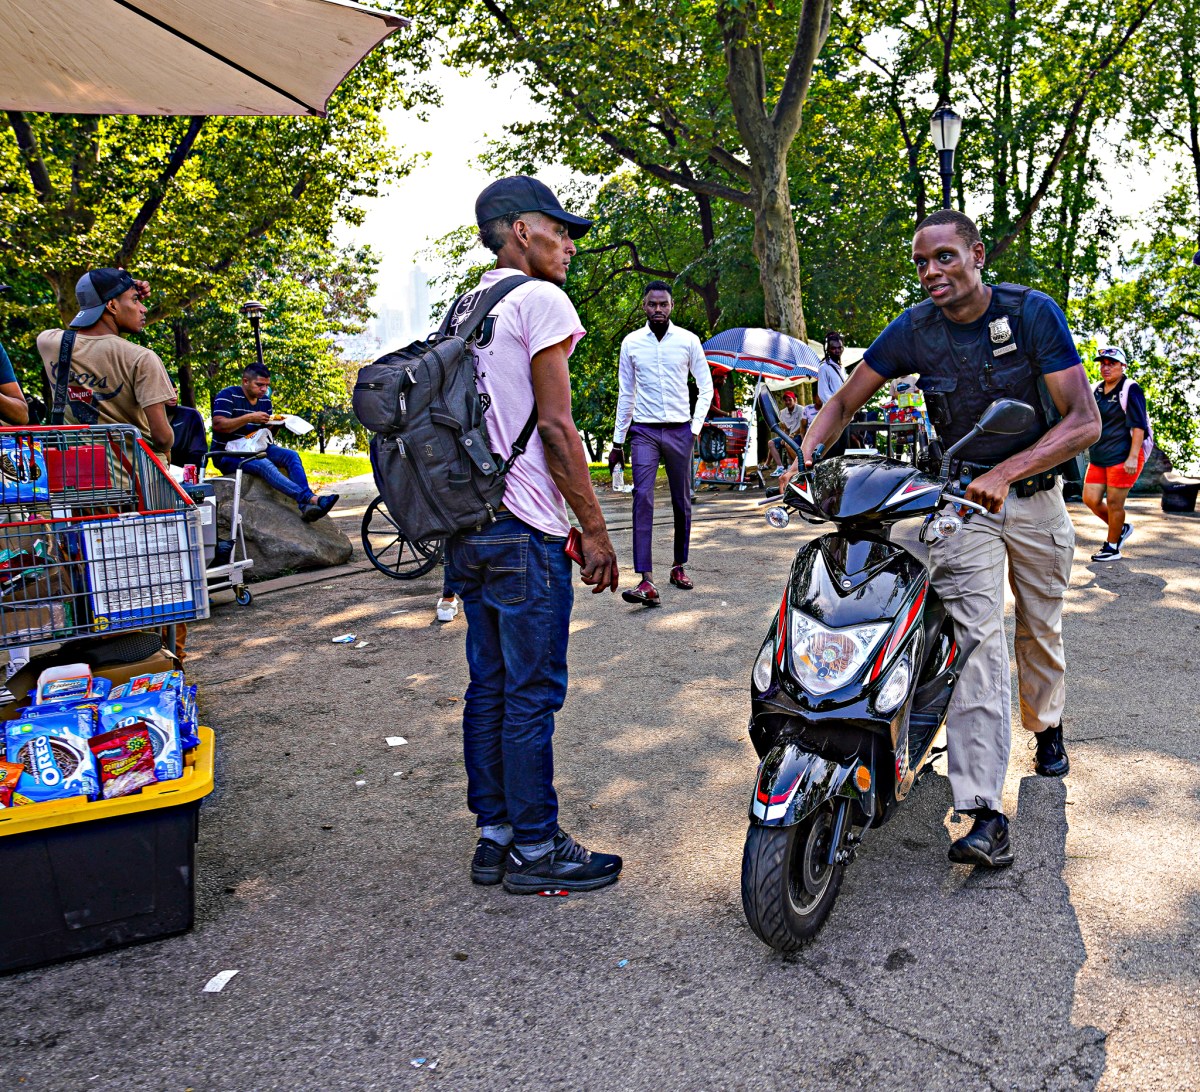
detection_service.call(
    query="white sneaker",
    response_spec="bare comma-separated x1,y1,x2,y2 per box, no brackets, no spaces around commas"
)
771,467,785,478
436,596,460,622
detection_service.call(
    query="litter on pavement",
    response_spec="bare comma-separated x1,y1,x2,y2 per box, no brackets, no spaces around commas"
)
202,969,240,993
354,641,370,649
331,634,356,644
385,736,407,747
617,959,629,968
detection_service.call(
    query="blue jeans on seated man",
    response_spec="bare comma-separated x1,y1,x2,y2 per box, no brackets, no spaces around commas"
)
445,514,573,848
220,445,313,509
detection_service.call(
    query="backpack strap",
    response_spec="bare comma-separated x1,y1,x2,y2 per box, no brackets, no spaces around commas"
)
50,330,77,425
440,275,536,342
498,405,539,476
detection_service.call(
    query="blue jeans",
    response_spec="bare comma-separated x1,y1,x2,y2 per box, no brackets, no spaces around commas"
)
221,445,313,507
446,515,573,844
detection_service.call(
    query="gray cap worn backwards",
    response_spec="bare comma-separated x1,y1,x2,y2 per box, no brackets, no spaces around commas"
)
70,268,136,329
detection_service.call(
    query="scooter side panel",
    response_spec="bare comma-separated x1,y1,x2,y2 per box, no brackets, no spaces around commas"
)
749,741,860,827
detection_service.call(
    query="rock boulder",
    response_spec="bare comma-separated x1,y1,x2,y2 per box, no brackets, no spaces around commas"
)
212,473,353,580
1130,444,1173,496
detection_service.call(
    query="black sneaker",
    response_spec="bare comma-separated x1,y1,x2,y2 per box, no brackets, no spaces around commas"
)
1034,722,1070,777
502,829,622,894
1118,522,1133,548
1091,543,1121,562
471,837,510,885
948,809,1014,868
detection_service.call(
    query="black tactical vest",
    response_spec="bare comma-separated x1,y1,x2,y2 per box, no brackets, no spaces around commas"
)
910,283,1051,465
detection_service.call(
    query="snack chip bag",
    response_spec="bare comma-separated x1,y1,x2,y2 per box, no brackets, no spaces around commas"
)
0,758,22,807
5,708,99,800
98,685,184,783
89,723,158,799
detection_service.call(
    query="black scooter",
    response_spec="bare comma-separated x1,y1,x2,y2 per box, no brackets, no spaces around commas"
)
740,393,1037,951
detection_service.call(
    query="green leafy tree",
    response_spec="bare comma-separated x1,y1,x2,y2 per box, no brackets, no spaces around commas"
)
1074,185,1200,469
419,0,839,338
0,29,433,402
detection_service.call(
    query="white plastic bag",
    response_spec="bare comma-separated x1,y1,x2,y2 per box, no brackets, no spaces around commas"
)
226,428,272,454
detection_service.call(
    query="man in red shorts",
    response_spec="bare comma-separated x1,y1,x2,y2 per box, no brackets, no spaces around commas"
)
1083,346,1151,562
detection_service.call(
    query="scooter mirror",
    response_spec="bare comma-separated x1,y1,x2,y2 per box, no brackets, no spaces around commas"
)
976,398,1036,436
758,388,781,430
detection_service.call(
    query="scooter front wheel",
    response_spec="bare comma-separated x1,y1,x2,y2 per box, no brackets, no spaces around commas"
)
741,805,845,951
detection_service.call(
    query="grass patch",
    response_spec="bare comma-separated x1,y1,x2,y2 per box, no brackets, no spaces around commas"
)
298,450,373,487
588,463,667,485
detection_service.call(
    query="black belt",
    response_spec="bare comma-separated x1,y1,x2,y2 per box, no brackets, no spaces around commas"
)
951,459,1057,499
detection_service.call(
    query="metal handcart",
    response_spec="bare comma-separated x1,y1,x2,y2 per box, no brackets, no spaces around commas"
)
192,448,259,606
0,424,210,653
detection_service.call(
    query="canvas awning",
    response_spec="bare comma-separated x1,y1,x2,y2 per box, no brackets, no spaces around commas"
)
1,0,407,117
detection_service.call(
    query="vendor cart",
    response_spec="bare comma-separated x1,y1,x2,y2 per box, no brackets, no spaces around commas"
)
693,417,759,491
0,424,213,973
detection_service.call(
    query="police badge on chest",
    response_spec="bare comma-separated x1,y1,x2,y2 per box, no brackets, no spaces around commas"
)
989,316,1017,357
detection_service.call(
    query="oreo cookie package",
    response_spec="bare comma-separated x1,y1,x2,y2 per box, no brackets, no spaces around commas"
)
5,708,100,801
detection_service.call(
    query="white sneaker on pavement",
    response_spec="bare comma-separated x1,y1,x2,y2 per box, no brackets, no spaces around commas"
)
436,596,460,622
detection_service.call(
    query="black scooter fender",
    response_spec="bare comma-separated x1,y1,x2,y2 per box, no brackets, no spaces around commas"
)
749,741,870,827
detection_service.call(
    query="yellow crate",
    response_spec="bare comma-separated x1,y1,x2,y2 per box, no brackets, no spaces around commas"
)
0,725,214,837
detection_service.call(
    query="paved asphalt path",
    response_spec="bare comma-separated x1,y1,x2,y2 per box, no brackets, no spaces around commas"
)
3,488,1197,1090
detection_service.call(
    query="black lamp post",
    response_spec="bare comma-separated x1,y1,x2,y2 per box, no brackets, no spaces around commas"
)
929,104,963,210
239,300,267,371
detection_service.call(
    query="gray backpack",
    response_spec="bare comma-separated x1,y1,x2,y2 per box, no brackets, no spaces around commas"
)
353,275,536,541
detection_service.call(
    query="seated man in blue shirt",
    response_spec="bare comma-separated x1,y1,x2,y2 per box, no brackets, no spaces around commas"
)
211,363,337,522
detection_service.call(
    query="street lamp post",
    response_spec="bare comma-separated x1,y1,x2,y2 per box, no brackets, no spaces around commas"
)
239,300,267,372
929,104,963,210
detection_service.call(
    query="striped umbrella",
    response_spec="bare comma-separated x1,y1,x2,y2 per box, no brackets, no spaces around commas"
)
702,327,822,381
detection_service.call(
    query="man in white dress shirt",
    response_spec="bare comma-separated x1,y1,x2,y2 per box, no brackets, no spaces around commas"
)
817,331,849,458
612,281,713,606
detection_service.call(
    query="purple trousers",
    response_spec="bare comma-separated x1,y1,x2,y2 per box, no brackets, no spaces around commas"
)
630,422,694,574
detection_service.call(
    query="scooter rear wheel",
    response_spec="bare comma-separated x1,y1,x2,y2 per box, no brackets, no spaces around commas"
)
741,805,845,951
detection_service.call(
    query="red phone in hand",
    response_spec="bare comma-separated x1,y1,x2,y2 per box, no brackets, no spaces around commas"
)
564,527,584,566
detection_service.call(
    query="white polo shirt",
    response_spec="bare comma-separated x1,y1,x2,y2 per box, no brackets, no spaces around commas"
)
612,322,714,444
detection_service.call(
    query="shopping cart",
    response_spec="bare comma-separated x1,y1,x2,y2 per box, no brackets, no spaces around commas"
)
0,424,209,651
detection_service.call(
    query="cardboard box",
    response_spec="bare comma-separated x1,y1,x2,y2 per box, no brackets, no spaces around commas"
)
0,526,76,644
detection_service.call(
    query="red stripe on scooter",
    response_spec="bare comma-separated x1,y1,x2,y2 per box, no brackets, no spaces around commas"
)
871,583,927,679
775,590,788,666
757,770,802,806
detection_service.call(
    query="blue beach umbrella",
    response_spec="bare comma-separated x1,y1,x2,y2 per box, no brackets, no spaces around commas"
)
702,327,822,381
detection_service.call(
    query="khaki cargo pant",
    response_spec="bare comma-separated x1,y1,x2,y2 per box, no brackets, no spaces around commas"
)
928,485,1075,812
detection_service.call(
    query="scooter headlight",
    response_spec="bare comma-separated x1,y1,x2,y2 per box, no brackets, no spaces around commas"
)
752,639,774,692
789,612,888,696
874,653,911,713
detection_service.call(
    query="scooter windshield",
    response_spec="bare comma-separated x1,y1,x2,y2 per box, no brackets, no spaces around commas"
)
809,456,943,523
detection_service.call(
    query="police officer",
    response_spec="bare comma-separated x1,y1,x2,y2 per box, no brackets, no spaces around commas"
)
784,210,1100,868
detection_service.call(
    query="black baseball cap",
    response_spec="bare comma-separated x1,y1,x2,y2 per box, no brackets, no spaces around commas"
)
70,268,136,329
474,176,592,239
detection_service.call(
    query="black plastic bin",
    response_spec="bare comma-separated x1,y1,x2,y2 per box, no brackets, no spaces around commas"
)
1161,480,1200,514
0,727,213,975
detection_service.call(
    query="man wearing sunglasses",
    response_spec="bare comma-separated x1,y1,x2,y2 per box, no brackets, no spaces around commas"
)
1082,347,1151,562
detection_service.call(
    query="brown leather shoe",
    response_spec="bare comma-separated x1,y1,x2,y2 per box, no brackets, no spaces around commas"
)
669,565,694,590
621,579,661,606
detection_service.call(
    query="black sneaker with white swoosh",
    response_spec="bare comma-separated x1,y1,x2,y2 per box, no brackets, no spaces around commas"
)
502,829,622,894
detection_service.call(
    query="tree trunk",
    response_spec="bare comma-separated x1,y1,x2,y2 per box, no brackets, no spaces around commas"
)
693,191,722,332
173,320,196,407
751,156,807,339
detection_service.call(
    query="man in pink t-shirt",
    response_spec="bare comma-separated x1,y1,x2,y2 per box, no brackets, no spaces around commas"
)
443,176,623,895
